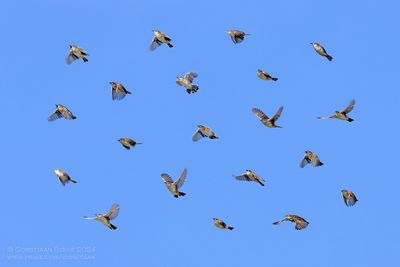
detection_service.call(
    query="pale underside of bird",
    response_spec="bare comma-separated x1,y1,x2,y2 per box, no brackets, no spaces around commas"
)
150,30,173,51
317,99,355,122
176,72,199,94
66,44,89,64
233,170,265,186
54,168,77,186
300,150,324,168
192,125,218,141
257,69,278,81
311,42,333,61
273,215,309,230
161,168,187,198
83,204,120,230
118,138,142,150
225,30,250,44
213,218,234,230
48,104,76,121
110,82,132,100
341,190,358,207
252,106,283,128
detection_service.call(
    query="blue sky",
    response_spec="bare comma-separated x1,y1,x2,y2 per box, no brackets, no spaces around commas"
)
1,0,399,266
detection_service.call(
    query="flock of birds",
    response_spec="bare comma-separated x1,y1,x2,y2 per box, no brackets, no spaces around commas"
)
51,29,358,231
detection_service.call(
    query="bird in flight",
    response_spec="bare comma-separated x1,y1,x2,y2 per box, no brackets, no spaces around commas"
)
66,44,89,64
273,215,309,230
317,99,355,122
161,168,187,198
341,190,358,207
257,69,278,81
110,82,132,101
225,30,250,44
311,42,333,61
48,104,76,121
54,168,77,186
192,125,218,141
118,138,142,150
150,30,173,50
213,218,234,230
83,204,120,230
252,106,283,128
233,170,265,186
176,72,199,94
300,150,324,168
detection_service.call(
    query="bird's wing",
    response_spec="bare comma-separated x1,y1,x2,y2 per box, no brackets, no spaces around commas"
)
300,156,309,168
83,216,97,220
192,131,203,142
310,154,322,166
348,192,358,206
252,108,269,120
317,115,333,119
341,99,355,114
294,219,309,230
66,52,78,64
150,37,162,51
48,111,63,121
273,218,286,225
174,168,187,189
234,174,252,182
271,106,283,122
184,72,198,82
104,204,120,220
233,35,244,43
161,173,174,183
60,108,74,120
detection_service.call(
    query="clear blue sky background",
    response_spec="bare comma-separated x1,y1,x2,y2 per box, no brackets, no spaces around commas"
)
1,0,399,266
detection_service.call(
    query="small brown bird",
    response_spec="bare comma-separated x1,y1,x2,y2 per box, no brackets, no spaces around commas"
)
273,215,309,230
317,100,355,122
66,44,89,64
118,138,142,150
48,104,76,121
300,150,324,168
110,82,132,100
150,30,173,50
341,190,358,207
311,42,333,61
83,204,120,230
176,72,199,94
192,125,218,141
257,69,278,81
54,168,77,186
252,107,283,128
225,30,250,44
213,218,234,230
233,170,265,186
161,168,187,198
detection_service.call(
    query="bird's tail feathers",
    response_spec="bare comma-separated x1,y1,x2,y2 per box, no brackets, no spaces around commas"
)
227,226,234,230
70,179,77,183
326,55,333,61
83,57,89,62
167,43,173,48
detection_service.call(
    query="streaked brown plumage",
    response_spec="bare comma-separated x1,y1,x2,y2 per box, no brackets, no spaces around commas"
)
252,106,283,128
118,138,142,149
83,204,120,230
48,104,76,121
257,69,278,81
317,100,355,122
233,170,265,186
225,30,250,44
300,150,323,168
192,125,218,141
213,218,234,230
341,190,358,207
110,82,132,100
273,215,309,230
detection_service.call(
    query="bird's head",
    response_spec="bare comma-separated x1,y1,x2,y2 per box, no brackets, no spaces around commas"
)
54,168,62,175
213,218,218,221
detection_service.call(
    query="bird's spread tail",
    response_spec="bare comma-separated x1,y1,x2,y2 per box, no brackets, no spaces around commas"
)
178,191,186,197
83,57,89,62
110,224,117,230
326,55,333,61
70,179,77,183
167,43,173,48
227,226,234,230
71,116,77,120
347,118,354,122
272,77,278,81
